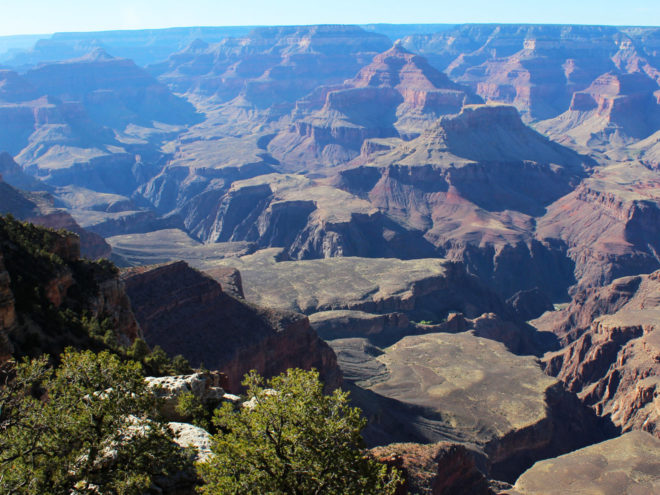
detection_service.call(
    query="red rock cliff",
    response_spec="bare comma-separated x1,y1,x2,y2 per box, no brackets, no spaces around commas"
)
122,261,342,392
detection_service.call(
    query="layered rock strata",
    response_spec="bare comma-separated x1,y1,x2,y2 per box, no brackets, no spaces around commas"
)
210,249,510,321
0,169,112,259
122,261,341,391
539,270,660,436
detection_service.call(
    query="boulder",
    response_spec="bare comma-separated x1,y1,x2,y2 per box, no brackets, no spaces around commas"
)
169,422,214,463
146,372,227,421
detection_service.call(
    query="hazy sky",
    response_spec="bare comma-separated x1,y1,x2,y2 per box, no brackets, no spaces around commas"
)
0,0,658,36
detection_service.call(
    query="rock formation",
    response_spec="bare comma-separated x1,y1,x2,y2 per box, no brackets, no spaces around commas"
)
209,249,511,321
537,71,660,150
371,442,494,495
146,372,229,420
539,270,660,436
151,25,392,105
169,422,214,463
269,44,479,169
121,261,341,391
503,430,660,494
330,104,588,298
0,169,112,259
23,48,200,129
402,24,659,122
536,162,660,291
333,332,609,482
310,310,548,357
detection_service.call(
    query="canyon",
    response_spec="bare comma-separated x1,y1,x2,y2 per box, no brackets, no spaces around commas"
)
1,22,660,493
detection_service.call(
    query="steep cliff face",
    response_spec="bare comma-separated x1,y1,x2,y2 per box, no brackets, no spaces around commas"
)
0,215,140,360
170,104,594,299
537,71,660,149
211,250,514,322
401,24,657,123
536,173,660,292
328,105,588,298
371,442,494,495
539,270,660,436
121,261,341,392
269,44,479,170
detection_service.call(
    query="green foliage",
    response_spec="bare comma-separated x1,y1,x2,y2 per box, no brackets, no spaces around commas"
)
198,368,402,495
0,215,66,317
127,337,151,362
0,215,192,377
176,391,212,431
171,354,193,374
127,339,193,376
144,345,173,374
0,348,190,494
0,215,117,356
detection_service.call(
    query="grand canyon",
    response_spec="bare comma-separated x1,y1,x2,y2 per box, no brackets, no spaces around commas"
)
1,20,660,493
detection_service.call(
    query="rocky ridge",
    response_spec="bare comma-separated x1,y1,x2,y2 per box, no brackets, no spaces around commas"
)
150,25,392,106
121,260,341,392
0,215,140,359
538,270,660,436
0,165,112,259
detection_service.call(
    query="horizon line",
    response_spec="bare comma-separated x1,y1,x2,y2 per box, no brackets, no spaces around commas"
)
1,21,658,39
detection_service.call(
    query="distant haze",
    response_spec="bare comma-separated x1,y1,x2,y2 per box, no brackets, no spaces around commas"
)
1,0,659,36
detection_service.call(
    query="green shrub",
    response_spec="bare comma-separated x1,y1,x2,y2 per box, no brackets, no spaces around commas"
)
198,368,402,494
0,349,190,494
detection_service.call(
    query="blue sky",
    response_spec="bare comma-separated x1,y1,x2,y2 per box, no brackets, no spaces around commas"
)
0,0,658,36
